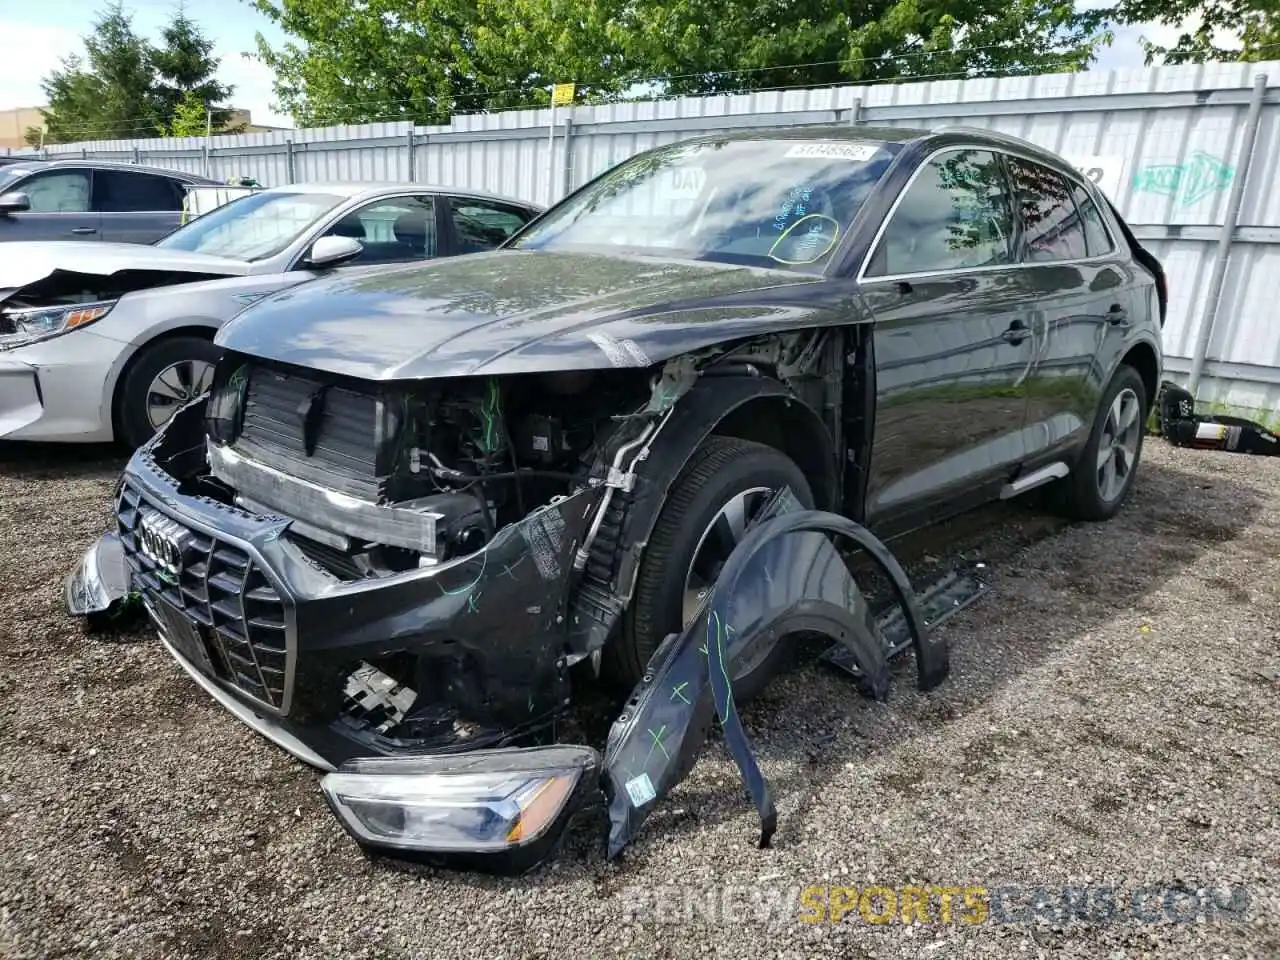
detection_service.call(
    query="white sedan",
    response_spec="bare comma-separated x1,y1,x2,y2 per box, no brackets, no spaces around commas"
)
0,182,540,447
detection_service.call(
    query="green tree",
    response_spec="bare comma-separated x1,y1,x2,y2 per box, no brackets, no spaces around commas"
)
247,0,1110,126
1105,0,1279,63
167,90,210,137
151,8,237,130
39,3,158,142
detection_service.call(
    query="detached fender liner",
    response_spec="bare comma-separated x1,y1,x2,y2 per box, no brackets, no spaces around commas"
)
601,491,944,859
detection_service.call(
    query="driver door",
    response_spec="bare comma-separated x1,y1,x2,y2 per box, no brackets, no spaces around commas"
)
0,168,101,241
859,147,1043,533
305,195,439,270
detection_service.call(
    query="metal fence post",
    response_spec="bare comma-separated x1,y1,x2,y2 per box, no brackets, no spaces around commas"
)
845,97,863,125
406,129,416,182
560,116,574,198
132,146,140,164
285,139,296,184
1188,72,1269,395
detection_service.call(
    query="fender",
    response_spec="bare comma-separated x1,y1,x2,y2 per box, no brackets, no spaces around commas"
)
567,372,838,657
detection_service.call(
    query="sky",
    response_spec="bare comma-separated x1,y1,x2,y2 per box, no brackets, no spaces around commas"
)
0,1,1218,132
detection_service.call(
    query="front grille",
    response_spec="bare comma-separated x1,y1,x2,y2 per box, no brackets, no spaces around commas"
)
117,481,291,711
233,366,381,500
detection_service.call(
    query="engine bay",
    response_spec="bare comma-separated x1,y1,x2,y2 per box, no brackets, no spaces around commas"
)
197,356,652,579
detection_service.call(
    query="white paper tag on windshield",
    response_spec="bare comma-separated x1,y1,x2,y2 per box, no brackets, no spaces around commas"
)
624,772,658,807
785,142,879,161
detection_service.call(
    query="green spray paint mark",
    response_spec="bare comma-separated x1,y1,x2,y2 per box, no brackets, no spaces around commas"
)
670,681,691,704
1132,152,1234,207
645,725,670,764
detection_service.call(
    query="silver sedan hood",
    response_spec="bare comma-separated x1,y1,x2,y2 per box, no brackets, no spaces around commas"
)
0,242,251,303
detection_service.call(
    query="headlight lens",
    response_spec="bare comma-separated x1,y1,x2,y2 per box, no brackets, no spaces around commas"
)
0,299,117,349
321,745,598,855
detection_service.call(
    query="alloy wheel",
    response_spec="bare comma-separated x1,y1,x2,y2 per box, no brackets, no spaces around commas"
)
146,359,216,431
1096,386,1142,503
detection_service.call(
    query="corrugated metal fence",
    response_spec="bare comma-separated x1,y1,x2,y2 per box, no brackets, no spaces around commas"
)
9,61,1280,412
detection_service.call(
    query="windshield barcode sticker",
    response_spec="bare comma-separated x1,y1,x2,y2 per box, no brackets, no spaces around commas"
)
784,142,880,161
624,772,658,807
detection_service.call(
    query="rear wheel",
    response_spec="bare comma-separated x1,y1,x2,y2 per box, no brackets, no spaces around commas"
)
603,436,814,698
1055,363,1148,521
116,336,221,449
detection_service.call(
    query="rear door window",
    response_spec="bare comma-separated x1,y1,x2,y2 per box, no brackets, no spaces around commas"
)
1069,182,1115,257
448,198,534,252
94,169,185,212
865,148,1014,277
1007,158,1088,263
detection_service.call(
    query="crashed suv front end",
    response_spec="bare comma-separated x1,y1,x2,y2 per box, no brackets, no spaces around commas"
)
105,355,662,771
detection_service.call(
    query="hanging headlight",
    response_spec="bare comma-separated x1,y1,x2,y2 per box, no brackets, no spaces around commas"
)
321,746,600,868
0,299,117,350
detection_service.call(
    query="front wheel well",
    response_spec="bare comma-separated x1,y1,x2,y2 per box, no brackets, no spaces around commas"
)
712,396,839,511
110,325,219,440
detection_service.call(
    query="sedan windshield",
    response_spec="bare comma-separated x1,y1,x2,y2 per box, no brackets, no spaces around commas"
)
511,137,901,272
156,190,347,261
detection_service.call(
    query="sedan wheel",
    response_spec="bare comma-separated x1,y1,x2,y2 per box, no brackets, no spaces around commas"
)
116,335,225,450
146,359,216,431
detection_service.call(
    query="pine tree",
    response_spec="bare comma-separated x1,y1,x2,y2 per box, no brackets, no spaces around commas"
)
151,7,236,132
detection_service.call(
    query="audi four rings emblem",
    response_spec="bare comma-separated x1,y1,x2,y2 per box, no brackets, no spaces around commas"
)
138,510,193,576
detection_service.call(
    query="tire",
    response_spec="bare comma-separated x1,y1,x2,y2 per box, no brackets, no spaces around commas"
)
1055,363,1148,521
116,336,222,449
603,436,814,699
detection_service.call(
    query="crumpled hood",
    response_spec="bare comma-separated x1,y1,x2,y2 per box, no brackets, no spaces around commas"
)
0,242,251,302
215,249,835,380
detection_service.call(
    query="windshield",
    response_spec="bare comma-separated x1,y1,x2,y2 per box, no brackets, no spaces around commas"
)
156,190,347,261
511,137,901,272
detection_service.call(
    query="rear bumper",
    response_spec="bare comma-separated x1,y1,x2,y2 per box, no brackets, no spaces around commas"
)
0,332,120,441
107,430,601,769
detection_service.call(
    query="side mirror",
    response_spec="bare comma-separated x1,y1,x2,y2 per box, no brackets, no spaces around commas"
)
0,191,31,214
305,234,363,268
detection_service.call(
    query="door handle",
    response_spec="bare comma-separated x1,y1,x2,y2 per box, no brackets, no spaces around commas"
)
71,227,97,235
1001,319,1031,344
1106,304,1129,326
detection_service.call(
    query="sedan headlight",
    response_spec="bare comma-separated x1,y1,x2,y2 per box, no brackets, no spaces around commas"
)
321,746,599,867
0,299,117,349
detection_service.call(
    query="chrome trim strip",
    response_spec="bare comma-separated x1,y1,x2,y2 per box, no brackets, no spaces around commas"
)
157,626,335,772
856,142,1121,285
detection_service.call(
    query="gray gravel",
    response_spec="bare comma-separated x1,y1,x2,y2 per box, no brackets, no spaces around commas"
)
1,439,1277,959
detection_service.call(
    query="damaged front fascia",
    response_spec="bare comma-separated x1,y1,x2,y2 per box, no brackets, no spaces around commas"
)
89,397,626,768
69,394,958,870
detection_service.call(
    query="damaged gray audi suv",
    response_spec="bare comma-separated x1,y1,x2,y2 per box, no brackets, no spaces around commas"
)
67,124,1166,868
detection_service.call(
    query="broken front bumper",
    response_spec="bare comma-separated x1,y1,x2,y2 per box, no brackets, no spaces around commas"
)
76,436,605,772
68,441,968,870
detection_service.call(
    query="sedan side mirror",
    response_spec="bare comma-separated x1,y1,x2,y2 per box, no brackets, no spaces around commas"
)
0,191,31,214
305,234,363,268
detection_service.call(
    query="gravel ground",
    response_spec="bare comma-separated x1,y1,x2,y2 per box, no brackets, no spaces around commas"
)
0,438,1277,960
